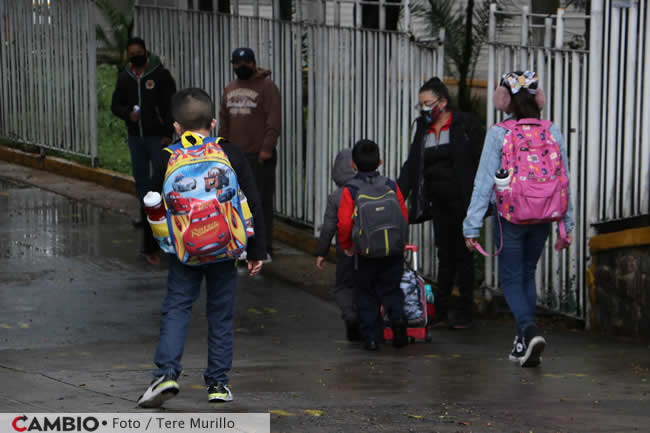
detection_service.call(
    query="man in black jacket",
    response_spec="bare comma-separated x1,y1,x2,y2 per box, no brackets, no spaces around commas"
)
111,37,176,265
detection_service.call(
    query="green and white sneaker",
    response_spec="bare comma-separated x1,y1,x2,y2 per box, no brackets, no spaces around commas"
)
207,383,233,403
137,375,179,408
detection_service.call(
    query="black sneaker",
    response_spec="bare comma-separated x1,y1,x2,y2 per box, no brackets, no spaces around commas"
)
345,321,361,342
520,326,546,367
137,375,179,408
391,320,408,348
207,382,233,403
509,335,525,362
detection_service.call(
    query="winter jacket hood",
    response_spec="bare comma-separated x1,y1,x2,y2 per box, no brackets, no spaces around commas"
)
332,149,356,187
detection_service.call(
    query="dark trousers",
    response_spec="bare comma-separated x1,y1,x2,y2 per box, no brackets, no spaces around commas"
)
433,210,475,319
496,218,550,337
128,136,161,254
355,255,405,342
245,151,277,255
334,247,358,323
154,256,237,385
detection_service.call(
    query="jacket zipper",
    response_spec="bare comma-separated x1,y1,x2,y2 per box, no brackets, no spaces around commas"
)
137,77,143,137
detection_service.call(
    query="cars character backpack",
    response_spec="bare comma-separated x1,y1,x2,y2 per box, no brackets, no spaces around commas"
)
495,118,569,236
158,131,254,265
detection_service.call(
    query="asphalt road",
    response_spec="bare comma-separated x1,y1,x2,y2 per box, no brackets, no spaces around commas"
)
0,176,649,433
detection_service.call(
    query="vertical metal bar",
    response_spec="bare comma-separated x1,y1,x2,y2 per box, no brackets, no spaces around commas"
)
379,0,385,30
605,7,620,220
485,3,497,287
641,1,650,214
521,6,529,66
621,6,637,218
88,2,98,162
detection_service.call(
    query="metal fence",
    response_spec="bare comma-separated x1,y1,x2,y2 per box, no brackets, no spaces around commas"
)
0,0,97,161
486,1,650,319
587,0,650,222
486,5,589,318
134,3,445,279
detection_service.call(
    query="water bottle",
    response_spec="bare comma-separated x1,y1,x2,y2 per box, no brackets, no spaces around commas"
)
143,191,166,223
424,284,435,304
494,168,511,192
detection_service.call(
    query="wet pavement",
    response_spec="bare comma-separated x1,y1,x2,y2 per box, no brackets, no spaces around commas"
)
1,174,649,432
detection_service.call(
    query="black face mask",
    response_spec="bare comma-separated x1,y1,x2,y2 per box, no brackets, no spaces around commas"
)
234,65,255,80
130,54,147,67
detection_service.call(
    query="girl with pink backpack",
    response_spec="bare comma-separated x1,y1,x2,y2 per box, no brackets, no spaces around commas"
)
463,71,574,367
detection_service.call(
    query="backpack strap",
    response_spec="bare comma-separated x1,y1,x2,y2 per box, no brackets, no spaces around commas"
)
473,216,503,257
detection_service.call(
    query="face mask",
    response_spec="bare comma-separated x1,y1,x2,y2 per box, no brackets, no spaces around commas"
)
130,54,147,67
421,104,443,124
234,65,255,80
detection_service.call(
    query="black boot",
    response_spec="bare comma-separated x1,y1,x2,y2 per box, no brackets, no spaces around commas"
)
345,321,361,342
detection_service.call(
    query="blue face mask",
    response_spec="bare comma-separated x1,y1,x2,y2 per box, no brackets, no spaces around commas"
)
421,104,442,124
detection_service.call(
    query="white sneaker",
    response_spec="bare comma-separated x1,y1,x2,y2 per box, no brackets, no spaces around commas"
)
239,251,247,261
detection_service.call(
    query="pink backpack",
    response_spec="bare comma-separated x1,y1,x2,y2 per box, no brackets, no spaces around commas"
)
475,118,570,256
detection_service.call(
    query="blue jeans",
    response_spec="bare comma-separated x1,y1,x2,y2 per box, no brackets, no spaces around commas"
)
496,217,550,337
154,256,237,385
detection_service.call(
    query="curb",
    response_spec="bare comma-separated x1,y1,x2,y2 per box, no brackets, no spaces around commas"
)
0,145,136,195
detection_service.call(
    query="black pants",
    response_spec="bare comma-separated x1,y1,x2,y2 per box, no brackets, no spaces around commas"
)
245,151,276,256
433,210,475,320
355,255,405,342
334,247,358,323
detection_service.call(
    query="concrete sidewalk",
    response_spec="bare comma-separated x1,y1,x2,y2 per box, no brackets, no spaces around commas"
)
0,162,649,432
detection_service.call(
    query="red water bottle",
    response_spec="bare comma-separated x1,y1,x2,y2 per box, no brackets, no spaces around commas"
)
143,191,166,222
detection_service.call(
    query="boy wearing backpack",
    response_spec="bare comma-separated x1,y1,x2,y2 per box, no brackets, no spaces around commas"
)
315,148,361,341
338,139,410,351
137,88,266,408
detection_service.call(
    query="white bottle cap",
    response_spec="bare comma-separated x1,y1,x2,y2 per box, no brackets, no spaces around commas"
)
143,191,161,208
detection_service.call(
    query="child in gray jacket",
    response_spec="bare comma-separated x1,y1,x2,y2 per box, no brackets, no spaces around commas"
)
315,149,360,341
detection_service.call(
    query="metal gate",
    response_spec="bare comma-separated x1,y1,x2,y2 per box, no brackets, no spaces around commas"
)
134,2,445,280
486,1,650,319
486,5,589,317
0,0,98,161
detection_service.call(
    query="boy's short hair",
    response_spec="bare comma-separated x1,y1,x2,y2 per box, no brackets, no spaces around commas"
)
171,88,214,131
352,139,380,172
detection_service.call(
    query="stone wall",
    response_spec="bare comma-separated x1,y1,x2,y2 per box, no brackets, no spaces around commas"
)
589,228,650,340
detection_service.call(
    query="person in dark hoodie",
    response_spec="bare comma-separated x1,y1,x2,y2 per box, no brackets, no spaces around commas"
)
315,149,360,341
397,77,485,329
218,48,281,262
111,37,177,265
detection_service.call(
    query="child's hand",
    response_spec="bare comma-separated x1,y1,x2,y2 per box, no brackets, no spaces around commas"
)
316,256,326,270
554,235,572,251
129,111,141,123
248,260,263,276
343,248,355,257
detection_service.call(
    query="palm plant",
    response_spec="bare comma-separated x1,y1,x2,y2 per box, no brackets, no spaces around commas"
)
410,0,507,113
95,0,135,68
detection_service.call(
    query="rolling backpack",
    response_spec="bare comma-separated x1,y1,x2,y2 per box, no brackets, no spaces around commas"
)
158,131,254,265
347,175,408,258
476,118,570,256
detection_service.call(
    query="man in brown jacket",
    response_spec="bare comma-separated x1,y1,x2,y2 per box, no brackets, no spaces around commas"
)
219,48,281,261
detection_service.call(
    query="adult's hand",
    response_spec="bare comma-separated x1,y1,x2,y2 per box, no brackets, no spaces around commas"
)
248,260,263,277
316,256,326,270
129,111,141,123
343,248,355,257
258,150,272,165
161,137,172,146
464,237,478,251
